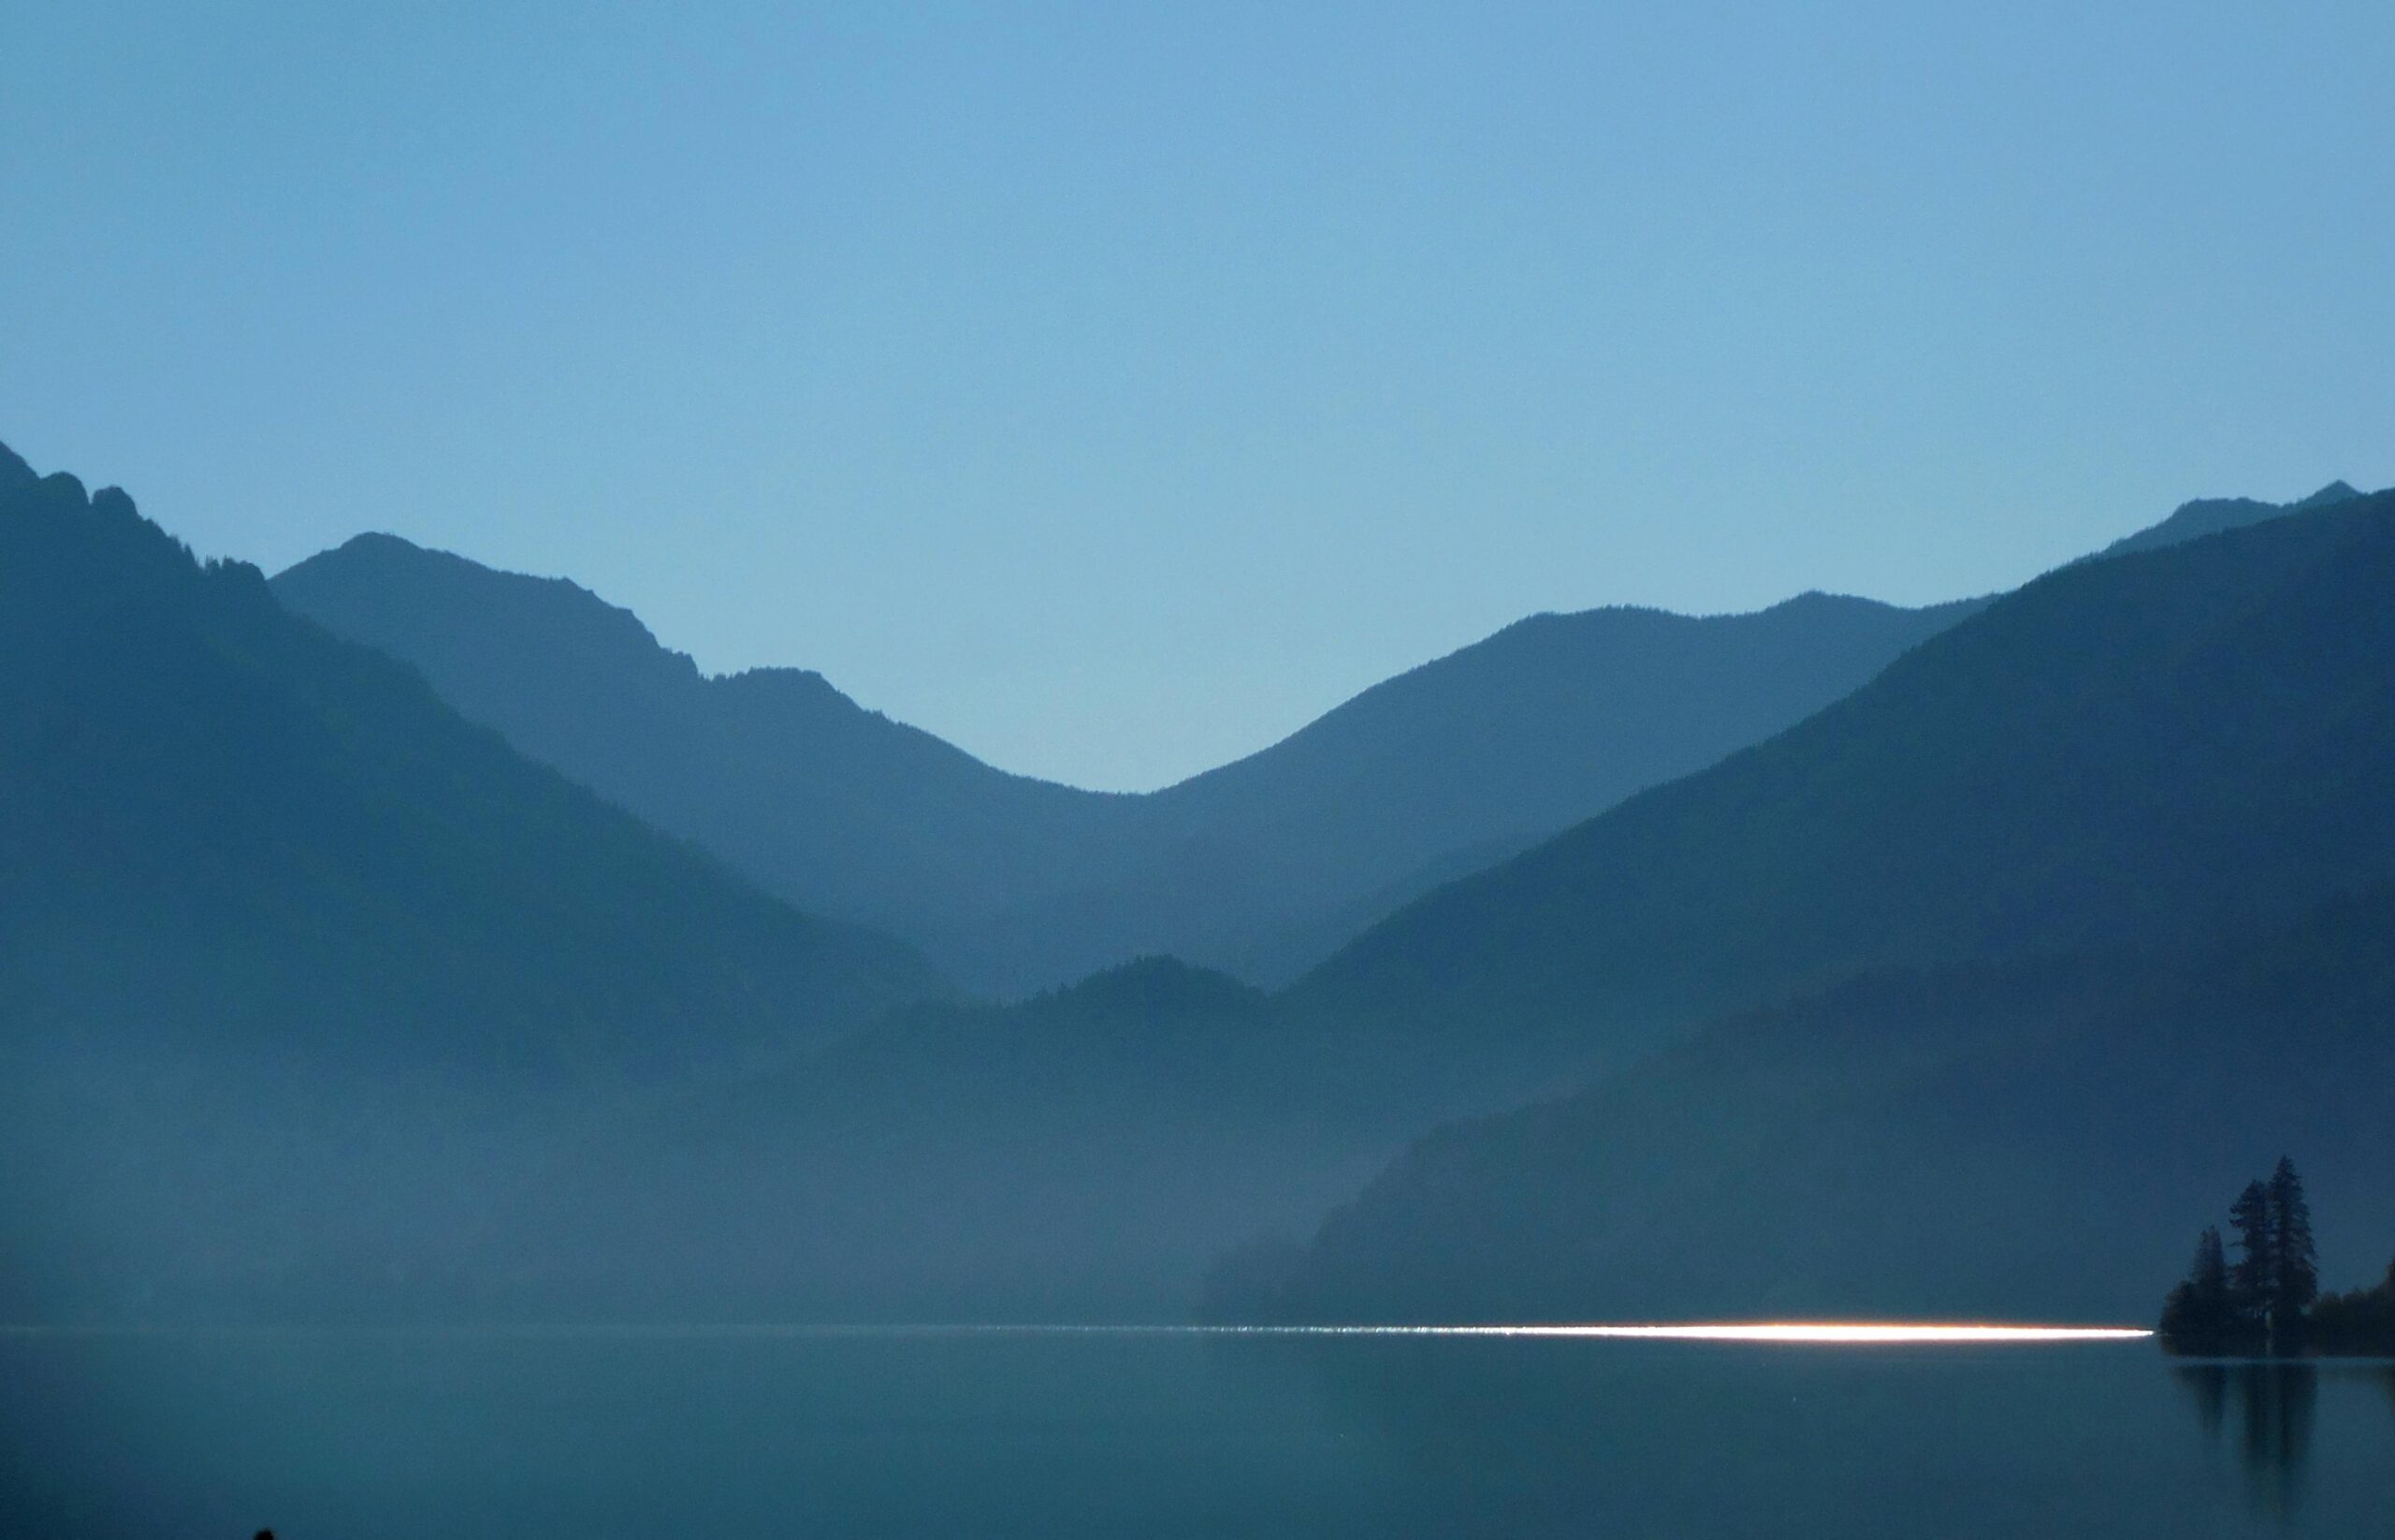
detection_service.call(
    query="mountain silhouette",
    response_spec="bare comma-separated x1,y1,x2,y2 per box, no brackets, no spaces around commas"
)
1291,486,2395,1076
271,475,2348,998
1218,487,2395,1319
0,443,943,1317
271,534,1132,991
274,539,1980,994
511,955,1421,1320
257,472,2386,1320
2096,480,2359,561
475,486,2392,1321
1212,882,2395,1323
12,431,2383,1324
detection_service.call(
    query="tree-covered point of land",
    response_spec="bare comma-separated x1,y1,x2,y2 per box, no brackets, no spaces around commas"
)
2159,1160,2388,1357
2308,1259,2395,1355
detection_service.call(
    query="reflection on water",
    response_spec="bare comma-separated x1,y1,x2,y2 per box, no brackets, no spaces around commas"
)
2174,1360,2395,1522
2175,1363,2316,1518
5,1328,2394,1539
1244,1322,2154,1343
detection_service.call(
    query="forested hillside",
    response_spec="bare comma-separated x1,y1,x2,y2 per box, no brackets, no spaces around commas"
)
277,538,1977,993
0,443,944,1319
1214,886,2395,1323
1296,489,2395,1075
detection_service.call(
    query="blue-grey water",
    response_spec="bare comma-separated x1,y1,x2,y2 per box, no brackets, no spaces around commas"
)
5,1328,2391,1537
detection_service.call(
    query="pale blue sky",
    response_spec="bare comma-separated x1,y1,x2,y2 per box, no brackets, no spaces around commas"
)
5,2,2390,790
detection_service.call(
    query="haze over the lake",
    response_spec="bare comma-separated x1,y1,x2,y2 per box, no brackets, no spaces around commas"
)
11,7,2395,1534
5,1,2392,788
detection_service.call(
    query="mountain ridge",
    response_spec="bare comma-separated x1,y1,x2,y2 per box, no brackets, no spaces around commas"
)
270,472,2356,998
1214,880,2395,1323
1212,487,2395,1320
1288,486,2395,1069
18,428,2383,1324
274,537,1985,995
486,482,2395,1323
2094,478,2360,560
0,443,948,1320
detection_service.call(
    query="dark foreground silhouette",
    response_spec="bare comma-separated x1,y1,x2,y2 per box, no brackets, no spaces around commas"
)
2160,1159,2395,1356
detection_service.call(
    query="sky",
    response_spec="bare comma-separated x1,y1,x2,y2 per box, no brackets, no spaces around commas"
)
3,2,2391,792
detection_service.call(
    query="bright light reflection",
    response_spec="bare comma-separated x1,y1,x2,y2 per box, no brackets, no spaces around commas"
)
0,1322,2156,1344
1247,1323,2150,1344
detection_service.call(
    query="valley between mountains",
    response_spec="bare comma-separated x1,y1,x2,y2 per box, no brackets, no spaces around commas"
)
4,437,2386,1326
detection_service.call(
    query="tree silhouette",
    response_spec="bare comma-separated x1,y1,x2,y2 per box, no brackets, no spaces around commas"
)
2228,1180,2273,1328
2266,1157,2318,1337
2168,1162,2395,1357
2159,1226,2234,1350
2309,1256,2395,1354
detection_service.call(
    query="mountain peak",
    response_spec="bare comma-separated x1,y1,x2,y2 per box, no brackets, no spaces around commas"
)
275,531,702,691
1038,954,1268,1022
2296,480,2361,509
1763,588,1888,617
2097,480,2365,562
0,437,34,493
332,530,431,559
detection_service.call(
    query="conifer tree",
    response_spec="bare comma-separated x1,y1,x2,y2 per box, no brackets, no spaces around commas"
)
2265,1157,2318,1329
2191,1226,2229,1309
2228,1180,2273,1323
2159,1226,2232,1347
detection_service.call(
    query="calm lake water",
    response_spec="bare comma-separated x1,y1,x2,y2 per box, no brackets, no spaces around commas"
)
5,1327,2391,1537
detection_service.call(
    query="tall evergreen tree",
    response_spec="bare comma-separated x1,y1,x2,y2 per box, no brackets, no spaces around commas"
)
2265,1157,2318,1329
2191,1226,2229,1305
2159,1226,2234,1348
2228,1180,2274,1324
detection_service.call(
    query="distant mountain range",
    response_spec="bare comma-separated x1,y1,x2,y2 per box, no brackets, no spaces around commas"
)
271,483,2359,1001
0,441,943,1318
1220,486,2395,1320
1213,880,2395,1324
508,955,1419,1321
491,479,2395,1323
2092,478,2359,560
1290,483,2395,1072
273,541,1984,995
5,427,2384,1327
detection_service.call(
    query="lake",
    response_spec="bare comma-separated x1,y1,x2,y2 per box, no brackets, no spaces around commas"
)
6,1327,2391,1537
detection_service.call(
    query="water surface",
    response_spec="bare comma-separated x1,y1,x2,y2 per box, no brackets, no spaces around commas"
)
5,1327,2390,1537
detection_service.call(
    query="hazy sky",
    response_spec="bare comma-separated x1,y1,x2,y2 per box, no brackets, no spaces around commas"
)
5,2,2390,790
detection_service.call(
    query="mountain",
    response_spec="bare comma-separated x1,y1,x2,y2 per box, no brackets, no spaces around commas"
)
1292,487,2395,1075
510,955,1440,1322
24,433,2380,1327
270,534,1134,994
0,444,944,1319
225,478,2378,1323
1080,591,1991,985
1218,487,2395,1321
275,536,1979,994
505,493,2395,1322
2096,479,2359,560
1210,885,2395,1324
